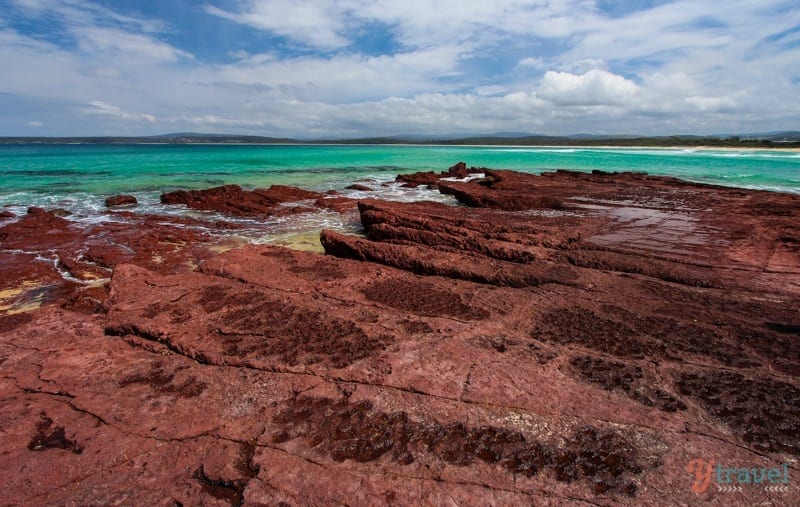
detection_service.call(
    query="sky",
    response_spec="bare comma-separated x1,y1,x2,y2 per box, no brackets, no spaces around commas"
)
1,0,799,138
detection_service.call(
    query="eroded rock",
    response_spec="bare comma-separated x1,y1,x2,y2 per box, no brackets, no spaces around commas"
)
2,167,799,506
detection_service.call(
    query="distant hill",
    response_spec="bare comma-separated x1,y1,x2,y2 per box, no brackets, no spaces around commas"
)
148,133,300,144
743,131,800,142
0,133,300,145
1,132,798,147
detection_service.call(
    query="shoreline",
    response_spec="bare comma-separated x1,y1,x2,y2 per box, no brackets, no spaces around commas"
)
3,140,800,151
2,146,798,214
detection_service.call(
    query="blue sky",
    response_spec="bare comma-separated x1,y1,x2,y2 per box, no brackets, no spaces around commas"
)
1,0,799,137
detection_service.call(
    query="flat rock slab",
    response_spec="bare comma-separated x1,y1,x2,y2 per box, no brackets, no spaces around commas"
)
1,169,799,505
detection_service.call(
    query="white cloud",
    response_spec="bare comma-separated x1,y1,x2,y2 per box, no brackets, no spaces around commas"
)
205,1,350,50
170,115,268,128
83,101,156,123
538,69,640,106
74,27,191,62
517,57,546,69
204,0,605,53
202,45,467,103
27,120,43,127
684,95,738,112
9,0,167,33
474,85,508,96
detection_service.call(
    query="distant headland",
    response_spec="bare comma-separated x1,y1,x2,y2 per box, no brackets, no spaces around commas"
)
2,131,800,148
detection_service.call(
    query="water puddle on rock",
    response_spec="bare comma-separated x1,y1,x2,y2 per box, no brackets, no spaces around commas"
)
578,203,718,257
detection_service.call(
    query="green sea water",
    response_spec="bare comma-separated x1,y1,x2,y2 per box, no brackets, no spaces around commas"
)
1,143,799,220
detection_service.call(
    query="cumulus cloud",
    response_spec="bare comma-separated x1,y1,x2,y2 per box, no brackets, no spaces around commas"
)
538,69,641,106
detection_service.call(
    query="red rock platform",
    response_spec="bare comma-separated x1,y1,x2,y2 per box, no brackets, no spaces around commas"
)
1,167,798,506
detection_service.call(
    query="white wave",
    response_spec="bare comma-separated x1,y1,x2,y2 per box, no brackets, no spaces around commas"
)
34,254,100,285
498,148,579,154
440,173,485,183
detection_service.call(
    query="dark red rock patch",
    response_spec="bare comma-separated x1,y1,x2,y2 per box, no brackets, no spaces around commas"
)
362,278,488,320
737,325,800,376
118,366,207,398
568,355,686,412
0,312,34,332
267,249,346,280
533,307,759,368
27,412,83,454
677,370,800,455
215,295,386,368
274,397,649,495
193,465,247,507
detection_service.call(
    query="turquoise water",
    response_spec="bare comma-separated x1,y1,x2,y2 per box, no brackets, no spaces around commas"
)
1,144,799,218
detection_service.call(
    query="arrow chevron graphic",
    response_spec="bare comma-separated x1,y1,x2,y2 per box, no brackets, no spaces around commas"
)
716,485,743,493
763,485,791,493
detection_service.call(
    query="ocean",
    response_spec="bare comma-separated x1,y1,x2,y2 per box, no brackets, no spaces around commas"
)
2,144,799,247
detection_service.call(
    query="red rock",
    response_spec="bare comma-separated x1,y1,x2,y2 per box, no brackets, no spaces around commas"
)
0,210,14,220
396,162,485,188
256,184,322,202
1,168,799,506
2,207,77,248
438,170,565,210
345,183,373,191
444,161,474,178
395,170,439,188
160,184,332,217
0,206,236,311
316,197,358,214
104,194,138,207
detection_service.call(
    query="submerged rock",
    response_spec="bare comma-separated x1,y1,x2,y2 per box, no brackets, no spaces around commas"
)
105,194,138,207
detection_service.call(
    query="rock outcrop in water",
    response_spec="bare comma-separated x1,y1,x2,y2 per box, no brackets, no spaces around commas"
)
396,161,484,188
1,169,799,506
160,184,356,217
104,194,138,207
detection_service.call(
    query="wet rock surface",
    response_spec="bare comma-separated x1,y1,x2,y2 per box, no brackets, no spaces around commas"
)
104,194,138,207
396,161,484,188
1,169,799,505
160,183,356,217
